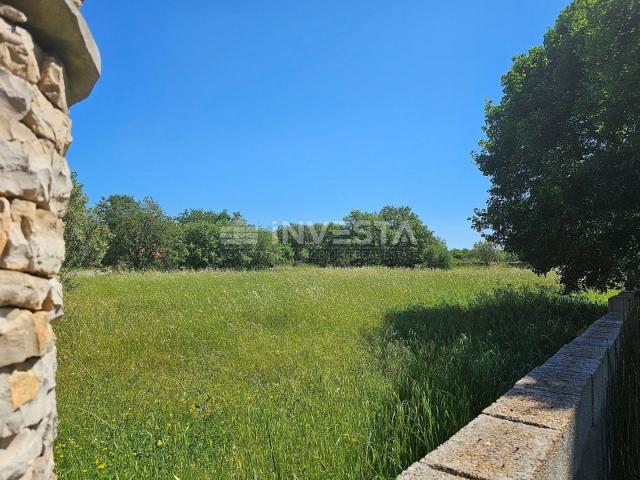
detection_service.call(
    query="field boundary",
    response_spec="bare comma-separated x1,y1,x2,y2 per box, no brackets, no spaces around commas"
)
397,291,636,480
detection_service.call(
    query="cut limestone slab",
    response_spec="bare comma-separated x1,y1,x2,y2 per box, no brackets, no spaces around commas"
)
3,0,100,104
423,414,569,480
397,460,467,479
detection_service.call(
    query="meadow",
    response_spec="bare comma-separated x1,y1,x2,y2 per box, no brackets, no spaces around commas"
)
54,266,607,479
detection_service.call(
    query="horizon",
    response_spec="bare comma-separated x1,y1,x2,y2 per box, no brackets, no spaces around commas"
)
69,0,571,249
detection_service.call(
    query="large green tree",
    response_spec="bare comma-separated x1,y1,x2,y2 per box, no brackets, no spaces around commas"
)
96,195,185,270
63,172,111,269
473,0,640,290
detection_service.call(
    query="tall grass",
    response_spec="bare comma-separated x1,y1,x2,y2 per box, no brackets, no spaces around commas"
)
611,299,640,479
54,266,606,479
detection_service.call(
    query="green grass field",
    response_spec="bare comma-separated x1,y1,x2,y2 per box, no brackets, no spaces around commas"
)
54,266,607,479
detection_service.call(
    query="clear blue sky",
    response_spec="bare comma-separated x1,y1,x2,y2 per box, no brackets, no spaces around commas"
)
70,0,570,249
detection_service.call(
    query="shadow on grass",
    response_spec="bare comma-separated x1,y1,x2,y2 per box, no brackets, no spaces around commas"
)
364,286,606,479
611,302,640,480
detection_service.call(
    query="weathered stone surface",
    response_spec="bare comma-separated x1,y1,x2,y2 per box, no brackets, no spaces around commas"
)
44,278,62,323
0,3,98,477
2,350,56,407
397,461,466,479
9,370,40,408
37,56,67,113
0,117,52,207
0,270,51,310
48,150,72,217
0,199,65,276
515,360,594,398
32,312,54,355
22,85,71,154
0,386,55,438
0,350,56,417
0,309,39,368
424,414,567,480
484,386,578,431
30,448,54,480
0,3,27,24
0,119,71,217
483,385,593,470
3,0,100,104
0,16,39,83
0,418,49,480
0,64,32,120
0,197,9,253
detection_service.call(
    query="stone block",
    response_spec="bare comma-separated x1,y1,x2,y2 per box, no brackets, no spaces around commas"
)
38,56,67,113
0,3,27,24
516,358,595,399
0,117,53,208
47,150,71,217
22,85,71,155
483,384,593,471
9,370,40,409
0,418,49,480
43,278,62,323
397,460,466,479
0,64,32,120
0,269,51,310
0,308,41,368
30,448,54,480
423,414,568,480
0,199,65,276
0,119,71,217
0,349,56,419
0,16,39,83
0,387,55,438
0,197,9,253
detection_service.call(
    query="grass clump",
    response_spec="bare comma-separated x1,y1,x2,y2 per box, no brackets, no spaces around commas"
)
54,266,606,479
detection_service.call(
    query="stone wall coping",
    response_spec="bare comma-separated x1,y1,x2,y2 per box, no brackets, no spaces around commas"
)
397,292,636,480
3,0,100,105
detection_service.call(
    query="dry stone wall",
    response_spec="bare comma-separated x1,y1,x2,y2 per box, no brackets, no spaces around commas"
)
0,1,99,478
397,292,636,480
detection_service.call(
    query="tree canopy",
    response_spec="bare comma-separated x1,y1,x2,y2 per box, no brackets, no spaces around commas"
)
279,206,451,268
63,173,111,269
96,195,185,270
473,0,640,290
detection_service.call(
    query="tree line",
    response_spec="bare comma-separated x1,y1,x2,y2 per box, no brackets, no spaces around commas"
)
63,174,509,271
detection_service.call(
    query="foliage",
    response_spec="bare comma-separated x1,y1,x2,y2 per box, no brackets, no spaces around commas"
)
177,209,291,270
278,206,451,269
96,195,185,270
62,172,111,270
473,0,640,291
471,241,499,266
55,267,606,479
